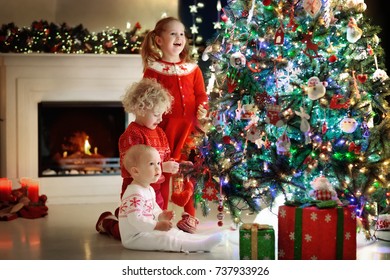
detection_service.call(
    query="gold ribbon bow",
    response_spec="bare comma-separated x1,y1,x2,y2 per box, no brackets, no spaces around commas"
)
242,223,272,260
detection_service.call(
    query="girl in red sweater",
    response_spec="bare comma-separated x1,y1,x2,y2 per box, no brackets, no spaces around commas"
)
140,17,208,220
96,78,179,240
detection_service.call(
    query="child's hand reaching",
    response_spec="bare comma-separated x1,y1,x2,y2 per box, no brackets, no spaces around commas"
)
159,210,175,221
197,104,207,120
155,220,173,231
162,161,179,174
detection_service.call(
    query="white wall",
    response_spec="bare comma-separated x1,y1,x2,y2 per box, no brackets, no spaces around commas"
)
0,0,178,32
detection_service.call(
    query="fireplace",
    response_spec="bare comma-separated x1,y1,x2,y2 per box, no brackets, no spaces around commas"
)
38,101,126,177
0,54,142,203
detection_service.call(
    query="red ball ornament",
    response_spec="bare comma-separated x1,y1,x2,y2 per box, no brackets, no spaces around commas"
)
217,205,224,212
218,220,224,227
263,0,272,6
221,14,228,22
222,135,232,144
329,54,337,63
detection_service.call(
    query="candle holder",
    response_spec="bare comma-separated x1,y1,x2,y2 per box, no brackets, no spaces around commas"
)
0,178,48,221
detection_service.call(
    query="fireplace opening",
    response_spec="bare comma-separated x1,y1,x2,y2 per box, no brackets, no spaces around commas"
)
38,101,127,177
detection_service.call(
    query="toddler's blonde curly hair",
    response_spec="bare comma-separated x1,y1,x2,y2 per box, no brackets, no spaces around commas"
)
121,78,173,116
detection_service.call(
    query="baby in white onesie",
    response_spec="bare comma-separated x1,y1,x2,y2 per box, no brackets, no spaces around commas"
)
118,144,223,252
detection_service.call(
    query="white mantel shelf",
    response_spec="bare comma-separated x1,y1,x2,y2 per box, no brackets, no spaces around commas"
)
0,53,142,204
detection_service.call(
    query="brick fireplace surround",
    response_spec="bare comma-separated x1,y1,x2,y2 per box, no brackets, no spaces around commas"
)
0,54,142,204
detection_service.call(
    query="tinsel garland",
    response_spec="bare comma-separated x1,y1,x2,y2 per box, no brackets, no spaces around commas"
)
0,20,146,54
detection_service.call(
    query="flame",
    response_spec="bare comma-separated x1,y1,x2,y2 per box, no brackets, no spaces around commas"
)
84,137,92,155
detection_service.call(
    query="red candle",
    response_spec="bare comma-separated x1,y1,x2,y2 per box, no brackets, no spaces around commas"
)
0,178,12,202
19,177,31,187
27,179,40,203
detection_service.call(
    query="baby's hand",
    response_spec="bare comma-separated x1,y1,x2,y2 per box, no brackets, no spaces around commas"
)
159,210,175,221
155,220,173,231
162,161,179,174
197,104,207,120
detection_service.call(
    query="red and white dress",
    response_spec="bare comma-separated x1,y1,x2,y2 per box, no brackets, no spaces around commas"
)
144,60,208,214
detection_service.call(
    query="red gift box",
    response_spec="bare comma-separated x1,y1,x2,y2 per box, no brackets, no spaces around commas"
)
278,205,356,260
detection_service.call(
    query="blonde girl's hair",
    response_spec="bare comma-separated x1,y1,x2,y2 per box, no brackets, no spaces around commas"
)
123,144,158,172
140,16,194,71
121,78,173,116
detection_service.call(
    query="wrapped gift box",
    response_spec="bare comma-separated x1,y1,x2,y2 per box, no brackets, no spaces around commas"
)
239,223,275,260
376,214,390,230
278,205,356,260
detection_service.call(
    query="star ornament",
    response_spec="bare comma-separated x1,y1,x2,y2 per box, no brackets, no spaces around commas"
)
190,24,199,34
213,22,222,29
189,5,198,13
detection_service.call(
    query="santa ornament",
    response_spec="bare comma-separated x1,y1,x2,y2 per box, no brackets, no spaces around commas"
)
340,116,358,133
309,176,339,201
306,76,327,100
276,133,291,156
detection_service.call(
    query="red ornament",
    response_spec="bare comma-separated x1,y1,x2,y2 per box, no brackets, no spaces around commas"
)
134,22,142,29
274,26,285,45
329,94,350,109
348,142,362,154
221,14,228,22
227,78,238,93
218,220,224,227
222,135,232,145
263,0,272,6
218,205,224,212
357,74,368,83
202,180,218,201
246,57,262,73
328,54,337,63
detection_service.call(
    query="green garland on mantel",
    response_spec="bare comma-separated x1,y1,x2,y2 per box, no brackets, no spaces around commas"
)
0,20,146,54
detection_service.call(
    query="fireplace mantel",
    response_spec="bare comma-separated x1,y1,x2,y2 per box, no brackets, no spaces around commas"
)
0,53,142,204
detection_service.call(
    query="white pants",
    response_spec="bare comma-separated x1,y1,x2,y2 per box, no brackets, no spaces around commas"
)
122,228,208,252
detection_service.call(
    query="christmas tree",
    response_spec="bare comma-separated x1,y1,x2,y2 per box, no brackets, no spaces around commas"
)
192,0,390,233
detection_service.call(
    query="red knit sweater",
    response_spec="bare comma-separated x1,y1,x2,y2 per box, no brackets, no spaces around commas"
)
118,122,171,198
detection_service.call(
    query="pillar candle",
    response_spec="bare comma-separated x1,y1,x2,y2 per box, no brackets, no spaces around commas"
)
0,178,12,202
20,177,31,187
27,179,40,203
